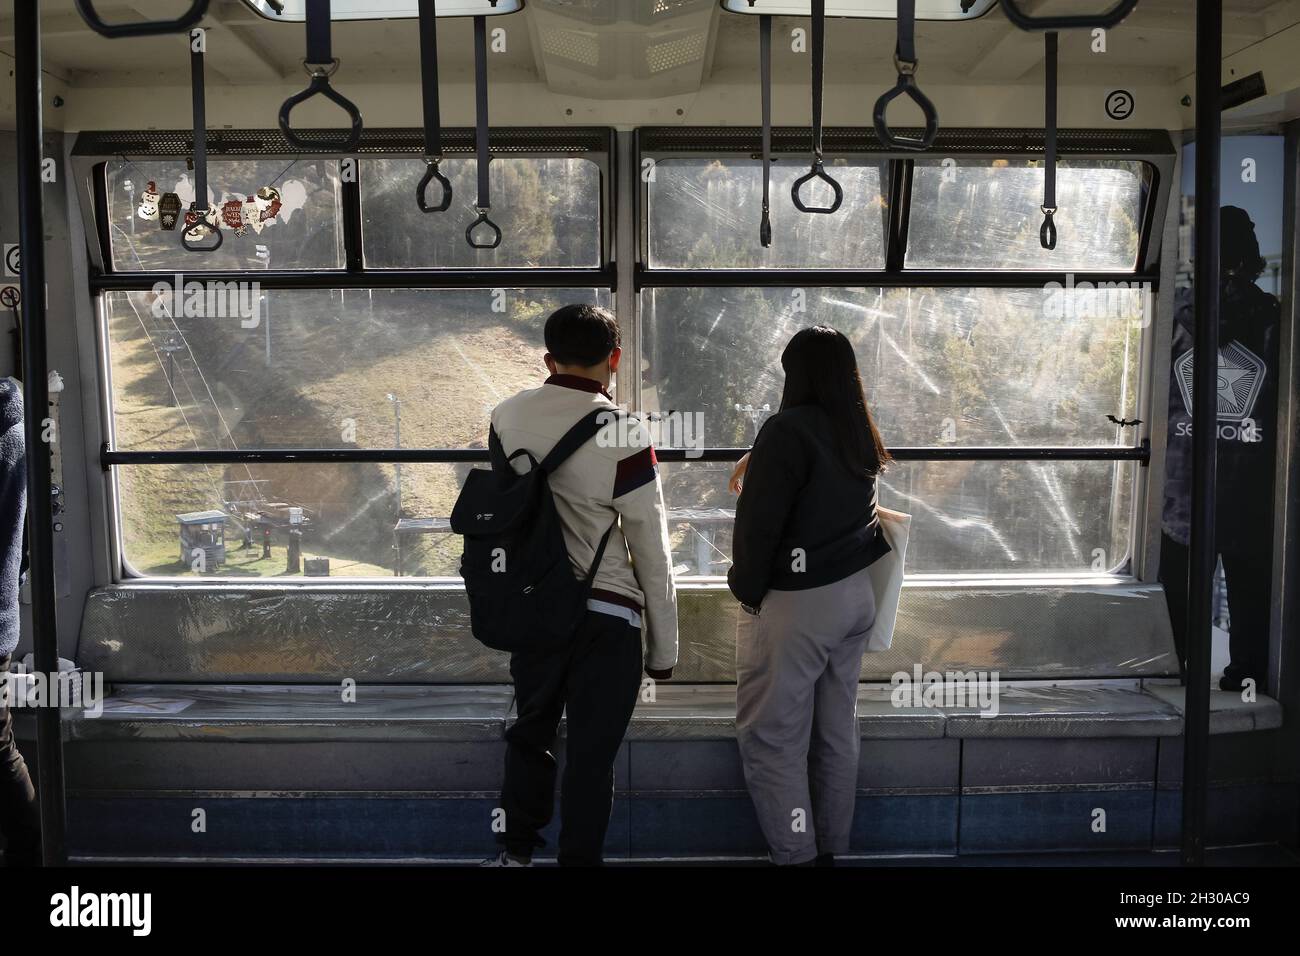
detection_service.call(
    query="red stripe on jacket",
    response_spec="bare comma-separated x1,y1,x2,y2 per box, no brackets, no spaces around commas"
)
613,445,657,499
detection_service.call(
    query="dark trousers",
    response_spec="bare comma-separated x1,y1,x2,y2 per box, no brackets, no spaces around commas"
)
499,611,643,866
0,654,40,866
1159,532,1272,686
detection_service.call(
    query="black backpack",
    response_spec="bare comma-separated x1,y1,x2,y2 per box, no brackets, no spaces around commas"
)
450,409,615,654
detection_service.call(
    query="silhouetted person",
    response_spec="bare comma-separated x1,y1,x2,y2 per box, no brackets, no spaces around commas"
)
1160,206,1280,692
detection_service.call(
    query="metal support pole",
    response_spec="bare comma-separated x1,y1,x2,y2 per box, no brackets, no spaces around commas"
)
14,0,69,866
1182,0,1222,867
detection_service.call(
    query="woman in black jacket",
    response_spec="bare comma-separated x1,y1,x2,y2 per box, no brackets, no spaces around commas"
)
727,326,891,867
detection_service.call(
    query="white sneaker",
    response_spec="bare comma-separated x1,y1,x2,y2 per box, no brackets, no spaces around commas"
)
480,850,532,867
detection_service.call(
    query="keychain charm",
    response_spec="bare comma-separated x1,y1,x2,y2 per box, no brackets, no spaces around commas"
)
242,195,263,234
255,185,283,225
137,180,160,221
182,202,220,241
159,191,183,230
222,197,247,237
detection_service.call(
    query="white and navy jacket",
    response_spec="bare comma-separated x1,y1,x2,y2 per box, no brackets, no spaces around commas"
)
489,374,678,673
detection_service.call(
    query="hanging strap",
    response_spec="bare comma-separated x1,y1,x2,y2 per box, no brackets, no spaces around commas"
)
539,408,611,474
74,0,208,38
466,15,503,250
758,14,773,246
416,0,452,213
872,0,939,151
999,0,1139,31
791,0,842,215
1040,31,1058,250
182,28,221,252
278,0,364,153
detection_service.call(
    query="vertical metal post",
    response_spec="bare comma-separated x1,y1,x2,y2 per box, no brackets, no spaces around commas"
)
14,0,69,866
1182,0,1222,867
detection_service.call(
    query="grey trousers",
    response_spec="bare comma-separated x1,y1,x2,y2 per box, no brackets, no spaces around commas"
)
735,566,876,865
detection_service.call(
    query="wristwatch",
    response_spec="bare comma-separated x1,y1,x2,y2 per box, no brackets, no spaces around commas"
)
740,602,761,616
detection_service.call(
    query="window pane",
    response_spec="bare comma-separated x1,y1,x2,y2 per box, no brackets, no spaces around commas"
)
118,462,478,578
640,286,1142,448
906,159,1146,271
106,288,610,452
646,157,888,269
656,458,1133,576
361,158,602,268
105,159,344,271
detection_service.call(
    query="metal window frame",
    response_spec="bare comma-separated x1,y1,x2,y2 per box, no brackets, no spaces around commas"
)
74,127,616,580
73,126,617,282
635,125,1176,577
80,124,1173,581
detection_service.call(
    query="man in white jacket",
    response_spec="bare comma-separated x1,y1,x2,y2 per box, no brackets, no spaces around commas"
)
484,304,678,867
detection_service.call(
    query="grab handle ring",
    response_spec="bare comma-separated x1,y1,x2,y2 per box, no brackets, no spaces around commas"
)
998,0,1139,31
181,205,223,253
873,60,939,152
417,158,453,213
278,60,364,153
791,159,844,215
466,208,502,250
74,0,208,38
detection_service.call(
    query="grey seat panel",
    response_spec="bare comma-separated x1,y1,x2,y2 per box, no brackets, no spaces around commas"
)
77,582,1178,684
1145,682,1284,734
942,684,1184,738
78,585,511,683
67,683,513,742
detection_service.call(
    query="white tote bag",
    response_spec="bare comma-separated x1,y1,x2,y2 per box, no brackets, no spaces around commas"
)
864,508,911,652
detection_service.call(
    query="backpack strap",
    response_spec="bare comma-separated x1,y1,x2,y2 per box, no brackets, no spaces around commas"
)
540,408,620,589
583,519,618,588
487,423,511,473
539,407,611,475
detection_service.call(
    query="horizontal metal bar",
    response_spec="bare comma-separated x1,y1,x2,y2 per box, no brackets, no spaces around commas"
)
102,444,1149,467
90,268,618,291
73,126,613,158
638,126,1177,157
635,268,1160,290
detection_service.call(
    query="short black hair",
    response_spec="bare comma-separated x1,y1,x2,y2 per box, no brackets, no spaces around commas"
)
544,304,621,367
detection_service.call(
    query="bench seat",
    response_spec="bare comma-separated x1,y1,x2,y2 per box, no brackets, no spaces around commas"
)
56,680,1281,743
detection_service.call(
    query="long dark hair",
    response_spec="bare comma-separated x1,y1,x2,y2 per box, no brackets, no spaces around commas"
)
778,326,891,477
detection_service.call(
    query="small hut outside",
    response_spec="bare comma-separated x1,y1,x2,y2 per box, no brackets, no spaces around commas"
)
177,511,228,571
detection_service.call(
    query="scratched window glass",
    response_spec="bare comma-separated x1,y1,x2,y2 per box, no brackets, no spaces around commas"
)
906,159,1148,271
107,286,609,578
646,157,888,269
104,158,344,271
105,287,609,453
640,286,1142,449
641,285,1141,575
655,459,1134,575
361,157,602,268
115,462,481,578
